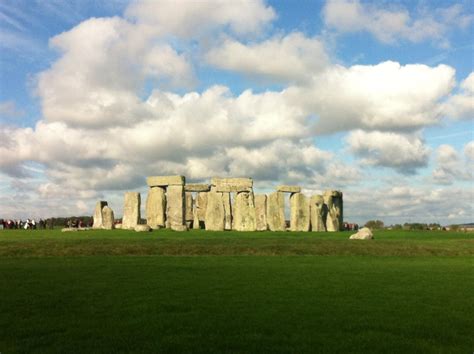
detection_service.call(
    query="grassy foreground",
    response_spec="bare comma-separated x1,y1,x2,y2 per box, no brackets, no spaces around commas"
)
0,229,473,353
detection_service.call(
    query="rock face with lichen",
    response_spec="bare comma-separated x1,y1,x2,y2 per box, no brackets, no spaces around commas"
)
146,187,166,229
92,201,108,229
167,185,187,231
324,190,343,232
310,195,327,232
267,192,286,231
102,206,115,230
255,194,267,231
122,192,140,230
205,191,225,231
290,193,310,231
233,192,256,231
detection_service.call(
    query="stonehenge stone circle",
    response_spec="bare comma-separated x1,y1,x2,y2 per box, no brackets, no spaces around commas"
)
309,195,327,232
146,187,166,229
102,206,115,230
290,193,310,231
267,192,286,231
98,175,344,233
92,201,108,229
255,194,268,231
233,192,257,231
122,192,140,230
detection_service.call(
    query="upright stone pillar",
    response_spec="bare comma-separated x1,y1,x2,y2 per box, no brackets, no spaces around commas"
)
205,191,225,231
323,190,343,232
92,201,108,229
196,192,208,226
122,192,140,230
309,195,327,232
233,192,256,231
168,185,187,231
255,194,268,231
290,193,310,231
267,192,286,231
102,206,115,230
185,192,194,228
146,187,166,229
222,192,232,230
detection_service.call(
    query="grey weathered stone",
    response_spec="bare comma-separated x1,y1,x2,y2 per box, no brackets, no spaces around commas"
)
146,187,166,229
233,192,256,231
349,227,373,240
196,192,208,222
205,191,225,231
267,192,286,231
309,195,327,232
277,185,301,193
192,203,200,229
102,206,115,230
122,192,140,230
92,201,108,229
147,175,185,187
212,177,253,192
167,185,186,231
222,192,232,230
323,190,343,232
135,224,151,232
290,193,310,231
61,228,77,232
185,192,194,222
115,224,123,229
185,184,211,192
255,194,268,231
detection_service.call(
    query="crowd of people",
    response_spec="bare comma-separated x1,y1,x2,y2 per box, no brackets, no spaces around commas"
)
0,218,94,230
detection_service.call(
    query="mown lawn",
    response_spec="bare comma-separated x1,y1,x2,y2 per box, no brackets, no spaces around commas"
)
0,229,473,353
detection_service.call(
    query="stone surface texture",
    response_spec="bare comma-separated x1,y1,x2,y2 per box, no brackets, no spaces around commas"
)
185,184,211,192
309,195,327,232
102,206,115,230
122,192,141,230
222,192,232,230
290,193,310,231
135,224,151,232
255,194,267,231
277,185,301,193
147,175,185,187
212,177,253,192
349,227,373,240
92,201,108,229
185,192,194,222
146,187,166,229
167,185,186,231
267,192,286,231
205,191,225,231
324,190,343,232
196,192,208,222
233,192,257,231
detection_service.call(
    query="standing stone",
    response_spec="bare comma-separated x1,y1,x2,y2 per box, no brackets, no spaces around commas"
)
192,204,200,229
102,206,115,230
185,192,194,228
167,185,187,231
255,194,268,231
222,192,232,230
146,187,166,229
92,201,108,229
233,192,256,231
323,190,343,232
290,193,310,231
122,192,140,230
205,191,225,231
196,192,208,223
266,192,286,231
309,195,327,232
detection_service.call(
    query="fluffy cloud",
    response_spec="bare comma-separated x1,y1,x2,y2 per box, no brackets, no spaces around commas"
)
0,100,24,119
206,32,329,83
323,0,473,46
440,72,474,120
346,130,430,174
432,143,473,184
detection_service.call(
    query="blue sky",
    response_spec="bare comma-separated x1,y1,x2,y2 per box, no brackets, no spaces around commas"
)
0,0,472,225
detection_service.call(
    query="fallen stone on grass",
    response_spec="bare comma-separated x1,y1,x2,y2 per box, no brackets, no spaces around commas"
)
115,224,122,229
61,227,91,232
349,227,373,240
134,225,151,232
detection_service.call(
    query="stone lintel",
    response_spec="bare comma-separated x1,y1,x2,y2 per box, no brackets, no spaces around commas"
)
211,177,253,192
184,184,211,192
277,185,301,193
147,175,185,187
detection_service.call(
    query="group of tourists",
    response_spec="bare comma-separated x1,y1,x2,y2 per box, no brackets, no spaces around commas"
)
0,219,48,230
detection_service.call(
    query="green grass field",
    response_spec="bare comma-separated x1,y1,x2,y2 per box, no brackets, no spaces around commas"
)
0,229,473,353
